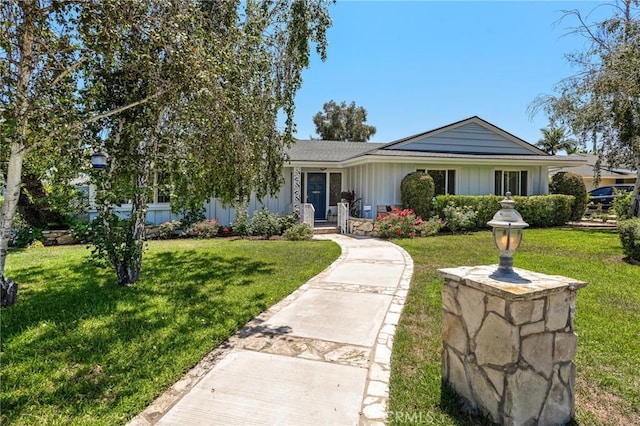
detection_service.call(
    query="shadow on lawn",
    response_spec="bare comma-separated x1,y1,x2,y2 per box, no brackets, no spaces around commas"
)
0,249,277,423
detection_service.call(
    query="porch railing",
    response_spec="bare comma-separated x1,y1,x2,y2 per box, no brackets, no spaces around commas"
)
337,202,348,234
301,203,315,229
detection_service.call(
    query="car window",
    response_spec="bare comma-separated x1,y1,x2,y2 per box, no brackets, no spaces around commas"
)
590,187,613,196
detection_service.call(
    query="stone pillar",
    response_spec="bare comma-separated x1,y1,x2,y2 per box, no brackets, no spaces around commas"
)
437,265,587,426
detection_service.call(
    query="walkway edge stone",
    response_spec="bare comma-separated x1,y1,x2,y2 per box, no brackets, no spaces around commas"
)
358,240,413,425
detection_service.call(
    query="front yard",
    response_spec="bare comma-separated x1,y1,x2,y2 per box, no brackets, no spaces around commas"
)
391,228,640,425
2,229,638,425
0,239,340,425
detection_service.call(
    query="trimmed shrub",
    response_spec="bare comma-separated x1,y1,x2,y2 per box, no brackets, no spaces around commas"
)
433,195,503,229
617,218,640,261
376,208,442,239
10,225,44,248
69,220,93,244
186,219,219,238
400,172,434,219
283,223,313,240
278,212,299,233
232,208,250,236
549,172,588,221
612,191,632,220
513,195,573,227
249,207,282,238
443,204,478,233
433,194,573,229
158,220,182,239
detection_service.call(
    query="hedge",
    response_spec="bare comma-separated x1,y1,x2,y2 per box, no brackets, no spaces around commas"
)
549,172,588,221
433,194,574,229
617,218,640,262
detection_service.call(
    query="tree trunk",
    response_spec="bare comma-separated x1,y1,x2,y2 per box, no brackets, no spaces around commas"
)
1,0,36,286
0,276,19,307
0,144,26,277
629,154,640,218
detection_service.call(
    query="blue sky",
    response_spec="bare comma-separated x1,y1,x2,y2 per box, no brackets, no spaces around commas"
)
293,0,609,144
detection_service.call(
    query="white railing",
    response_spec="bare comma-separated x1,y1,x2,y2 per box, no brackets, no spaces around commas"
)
337,202,348,234
302,203,315,229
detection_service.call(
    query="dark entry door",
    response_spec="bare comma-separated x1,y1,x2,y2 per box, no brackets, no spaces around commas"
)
306,173,326,220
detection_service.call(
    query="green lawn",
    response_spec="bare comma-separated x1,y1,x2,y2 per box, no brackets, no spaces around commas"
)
0,239,340,425
390,228,640,425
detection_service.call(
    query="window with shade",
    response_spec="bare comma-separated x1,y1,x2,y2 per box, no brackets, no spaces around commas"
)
494,170,528,196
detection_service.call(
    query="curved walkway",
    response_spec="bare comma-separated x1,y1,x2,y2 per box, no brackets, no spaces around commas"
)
129,234,414,426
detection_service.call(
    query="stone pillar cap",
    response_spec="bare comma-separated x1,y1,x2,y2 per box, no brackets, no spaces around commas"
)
438,265,587,300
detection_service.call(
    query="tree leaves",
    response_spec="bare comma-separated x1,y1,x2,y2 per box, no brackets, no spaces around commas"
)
529,0,640,216
312,100,377,142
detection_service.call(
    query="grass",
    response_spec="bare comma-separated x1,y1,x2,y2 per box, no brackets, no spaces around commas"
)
0,238,340,425
389,228,640,425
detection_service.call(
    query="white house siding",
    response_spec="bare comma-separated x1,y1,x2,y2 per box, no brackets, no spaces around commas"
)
201,173,292,226
88,204,180,224
88,172,293,226
396,123,537,155
343,163,550,217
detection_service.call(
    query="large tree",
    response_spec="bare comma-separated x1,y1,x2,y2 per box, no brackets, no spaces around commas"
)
530,0,640,217
312,100,376,141
1,0,332,290
82,0,331,286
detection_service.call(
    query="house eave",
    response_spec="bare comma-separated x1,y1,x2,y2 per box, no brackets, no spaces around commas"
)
340,153,587,168
286,160,348,169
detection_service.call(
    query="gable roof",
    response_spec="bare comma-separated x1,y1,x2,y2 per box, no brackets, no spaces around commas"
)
287,116,584,168
379,116,548,156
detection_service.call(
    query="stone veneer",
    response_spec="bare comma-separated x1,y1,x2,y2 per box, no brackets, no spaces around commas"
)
348,217,379,237
437,265,587,426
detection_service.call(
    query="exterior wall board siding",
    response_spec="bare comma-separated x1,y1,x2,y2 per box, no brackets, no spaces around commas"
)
395,123,536,155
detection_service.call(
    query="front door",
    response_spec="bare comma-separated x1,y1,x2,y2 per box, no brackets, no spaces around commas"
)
307,173,326,220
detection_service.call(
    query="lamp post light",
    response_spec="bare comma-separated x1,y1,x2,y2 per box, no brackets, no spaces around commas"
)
90,151,107,169
487,192,529,276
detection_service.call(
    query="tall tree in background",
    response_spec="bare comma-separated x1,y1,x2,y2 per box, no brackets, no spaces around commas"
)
536,126,578,155
529,0,640,217
313,100,376,141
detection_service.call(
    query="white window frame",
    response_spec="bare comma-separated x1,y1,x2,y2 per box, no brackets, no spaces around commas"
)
426,168,457,195
494,169,529,196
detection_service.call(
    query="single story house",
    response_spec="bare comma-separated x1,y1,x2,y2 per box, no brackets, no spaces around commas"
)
550,154,637,190
89,116,585,226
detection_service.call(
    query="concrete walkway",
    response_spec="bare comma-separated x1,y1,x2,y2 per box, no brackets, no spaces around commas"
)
129,234,413,426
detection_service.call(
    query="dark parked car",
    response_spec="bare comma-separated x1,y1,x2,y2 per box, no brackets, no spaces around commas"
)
587,184,634,211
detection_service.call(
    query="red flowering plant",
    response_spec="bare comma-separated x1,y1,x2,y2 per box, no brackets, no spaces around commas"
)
186,218,220,239
376,208,442,239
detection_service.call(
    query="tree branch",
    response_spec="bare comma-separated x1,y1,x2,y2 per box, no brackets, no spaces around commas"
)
83,89,169,125
50,57,88,88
